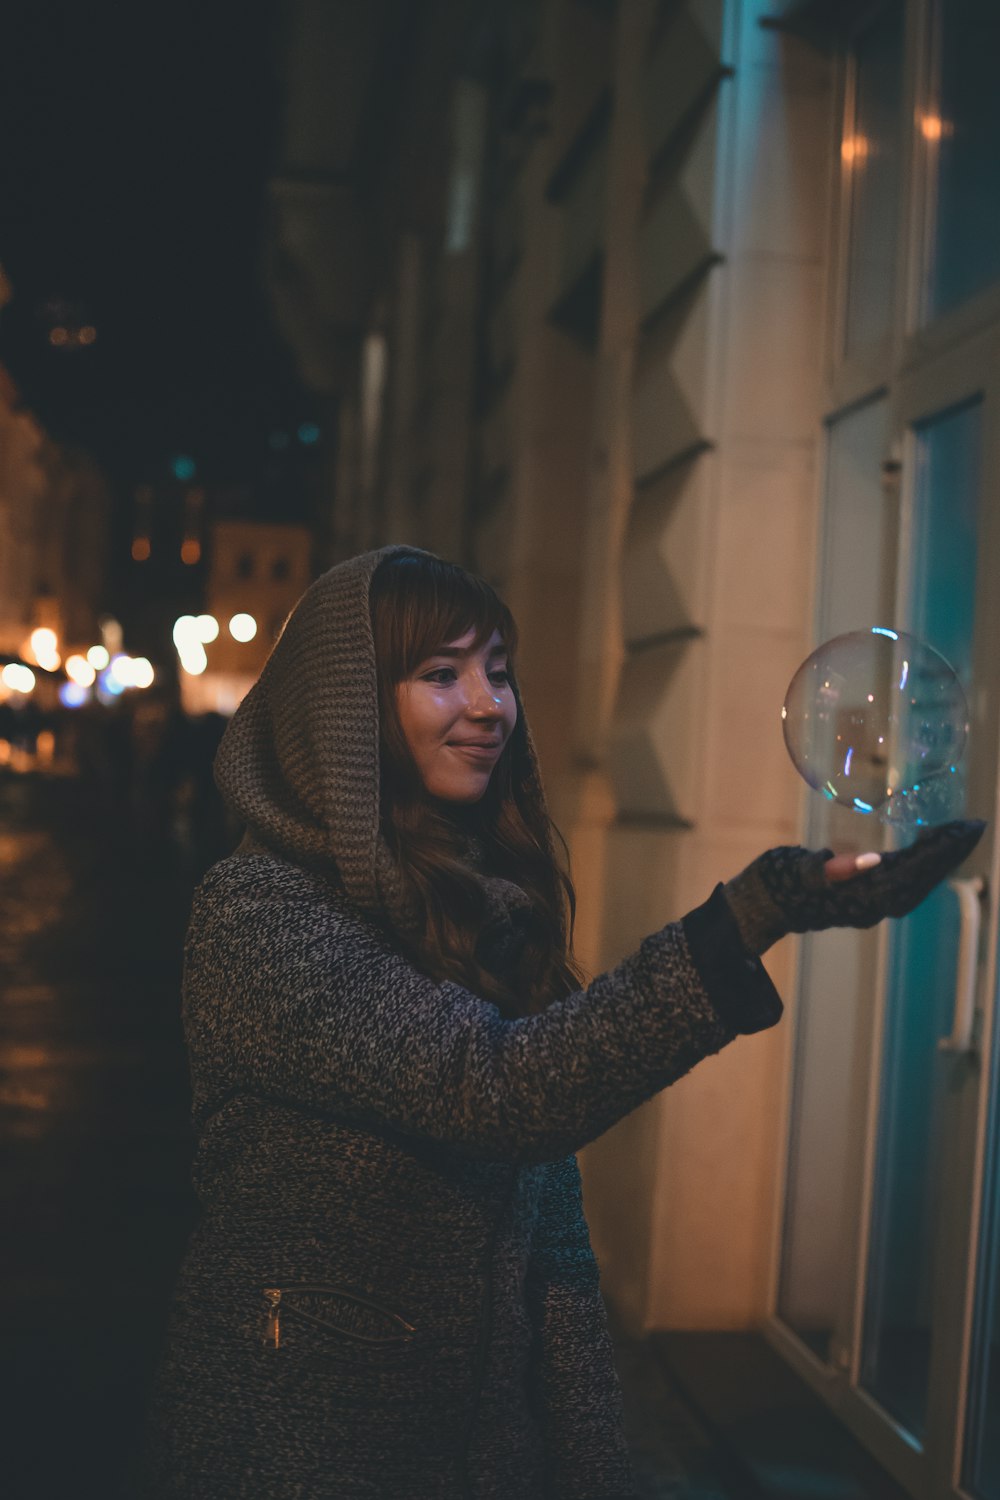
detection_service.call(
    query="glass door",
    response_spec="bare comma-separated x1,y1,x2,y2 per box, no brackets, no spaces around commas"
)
858,391,984,1455
772,334,1000,1500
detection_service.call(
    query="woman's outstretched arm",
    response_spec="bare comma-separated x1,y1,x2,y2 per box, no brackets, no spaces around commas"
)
182,853,755,1166
184,821,980,1166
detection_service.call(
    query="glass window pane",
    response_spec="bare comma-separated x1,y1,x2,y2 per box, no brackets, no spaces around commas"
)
778,397,894,1361
844,2,905,356
860,398,982,1441
925,1,1000,319
966,1001,1000,1497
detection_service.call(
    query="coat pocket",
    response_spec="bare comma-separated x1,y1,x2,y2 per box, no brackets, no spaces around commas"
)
260,1283,417,1362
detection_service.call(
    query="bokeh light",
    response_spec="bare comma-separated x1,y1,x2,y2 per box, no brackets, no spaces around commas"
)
3,664,36,693
229,613,257,642
65,655,97,687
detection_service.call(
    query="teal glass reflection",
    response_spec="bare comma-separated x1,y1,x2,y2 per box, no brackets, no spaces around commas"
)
966,1015,1000,1496
860,398,981,1439
778,398,892,1362
926,1,1000,318
844,0,904,354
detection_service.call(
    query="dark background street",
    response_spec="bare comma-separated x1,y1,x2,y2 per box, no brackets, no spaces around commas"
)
0,772,199,1496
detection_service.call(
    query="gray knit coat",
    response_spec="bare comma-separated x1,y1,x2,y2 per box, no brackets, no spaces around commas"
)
138,546,783,1500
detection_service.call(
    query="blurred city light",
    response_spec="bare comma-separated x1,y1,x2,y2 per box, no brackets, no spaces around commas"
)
65,654,97,687
172,455,197,481
106,654,154,690
297,422,320,445
180,643,208,676
108,654,136,687
29,627,60,670
100,617,123,653
229,612,257,642
173,616,209,676
3,664,36,693
195,614,219,643
87,644,110,670
59,681,90,708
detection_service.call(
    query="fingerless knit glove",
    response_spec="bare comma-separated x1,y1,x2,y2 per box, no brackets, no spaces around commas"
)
722,818,986,957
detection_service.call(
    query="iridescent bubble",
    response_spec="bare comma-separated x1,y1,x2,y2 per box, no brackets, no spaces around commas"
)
782,628,968,829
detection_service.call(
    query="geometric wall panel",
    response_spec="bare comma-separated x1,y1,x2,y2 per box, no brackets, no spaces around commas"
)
608,637,706,824
558,141,609,301
641,0,725,159
631,282,713,481
621,449,711,644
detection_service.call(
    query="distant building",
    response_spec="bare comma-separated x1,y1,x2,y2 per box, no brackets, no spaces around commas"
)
0,360,110,666
179,518,312,715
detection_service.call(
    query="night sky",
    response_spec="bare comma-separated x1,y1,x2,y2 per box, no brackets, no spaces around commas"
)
0,0,313,493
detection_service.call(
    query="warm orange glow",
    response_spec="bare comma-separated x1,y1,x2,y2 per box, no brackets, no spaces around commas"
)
229,613,258,643
132,536,151,561
49,326,68,345
78,325,97,344
2,664,35,693
28,627,60,671
917,113,953,142
841,134,870,165
65,654,97,687
181,538,202,564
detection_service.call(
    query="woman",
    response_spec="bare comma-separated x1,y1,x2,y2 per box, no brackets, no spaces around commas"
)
138,544,983,1499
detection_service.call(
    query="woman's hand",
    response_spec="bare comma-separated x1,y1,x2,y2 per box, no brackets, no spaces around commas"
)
722,818,987,956
824,850,883,881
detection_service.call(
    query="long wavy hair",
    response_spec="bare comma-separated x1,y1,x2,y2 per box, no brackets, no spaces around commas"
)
369,552,587,1017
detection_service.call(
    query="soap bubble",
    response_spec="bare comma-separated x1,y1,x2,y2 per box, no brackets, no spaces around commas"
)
782,627,968,829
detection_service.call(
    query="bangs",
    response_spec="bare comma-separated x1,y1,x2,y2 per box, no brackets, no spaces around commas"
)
371,553,518,681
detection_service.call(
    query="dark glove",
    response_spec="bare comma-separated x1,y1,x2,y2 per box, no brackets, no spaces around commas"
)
722,818,986,957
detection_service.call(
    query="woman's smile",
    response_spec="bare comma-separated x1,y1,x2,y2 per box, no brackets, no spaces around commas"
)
396,627,517,802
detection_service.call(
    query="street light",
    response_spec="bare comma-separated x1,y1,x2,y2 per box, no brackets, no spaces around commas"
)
229,613,257,642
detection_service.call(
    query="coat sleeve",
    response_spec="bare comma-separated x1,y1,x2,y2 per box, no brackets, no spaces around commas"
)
182,856,780,1165
525,1155,639,1500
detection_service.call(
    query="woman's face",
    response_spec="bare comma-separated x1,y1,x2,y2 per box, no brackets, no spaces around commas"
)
395,626,517,803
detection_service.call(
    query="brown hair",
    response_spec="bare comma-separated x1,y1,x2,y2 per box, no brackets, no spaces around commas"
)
369,552,587,1017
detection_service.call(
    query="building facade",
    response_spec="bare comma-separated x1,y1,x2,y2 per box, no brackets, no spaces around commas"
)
179,518,313,715
265,3,1000,1494
0,364,111,669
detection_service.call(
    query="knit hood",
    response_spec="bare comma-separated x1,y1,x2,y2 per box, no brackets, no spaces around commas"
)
213,544,557,948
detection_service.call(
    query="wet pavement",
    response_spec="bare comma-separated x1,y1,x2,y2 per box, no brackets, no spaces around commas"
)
0,773,199,1499
0,772,740,1500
